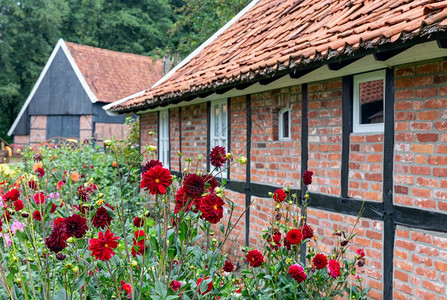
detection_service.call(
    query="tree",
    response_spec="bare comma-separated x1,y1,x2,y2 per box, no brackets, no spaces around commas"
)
171,0,250,55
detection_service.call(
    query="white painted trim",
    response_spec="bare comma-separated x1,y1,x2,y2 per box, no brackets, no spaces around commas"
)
159,109,170,168
8,39,98,136
103,90,147,115
278,107,291,140
353,70,385,133
151,0,260,89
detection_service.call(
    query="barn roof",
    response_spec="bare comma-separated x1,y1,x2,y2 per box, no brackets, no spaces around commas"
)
65,42,163,103
8,39,162,136
108,0,447,113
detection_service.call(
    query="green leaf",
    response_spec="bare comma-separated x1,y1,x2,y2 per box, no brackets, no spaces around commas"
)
51,289,67,300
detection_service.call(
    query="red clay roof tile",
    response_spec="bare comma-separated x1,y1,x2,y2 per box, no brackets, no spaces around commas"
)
111,0,447,112
65,42,163,103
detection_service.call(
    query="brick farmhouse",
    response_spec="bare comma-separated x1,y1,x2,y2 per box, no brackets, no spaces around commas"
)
107,1,447,299
8,39,163,149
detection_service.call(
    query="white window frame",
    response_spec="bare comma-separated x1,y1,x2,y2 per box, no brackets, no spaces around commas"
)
353,70,385,133
278,107,291,141
159,109,170,168
210,99,228,176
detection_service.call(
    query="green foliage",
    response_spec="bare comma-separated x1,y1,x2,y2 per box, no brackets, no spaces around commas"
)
172,0,251,55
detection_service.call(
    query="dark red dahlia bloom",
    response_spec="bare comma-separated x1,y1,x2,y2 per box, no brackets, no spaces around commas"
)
245,249,264,267
133,216,144,227
286,229,302,245
28,180,38,190
33,210,42,221
328,259,341,278
170,280,182,292
223,260,234,273
92,205,114,228
273,189,286,203
5,189,20,202
33,192,45,204
199,193,224,224
50,203,57,214
88,229,119,261
288,264,307,283
210,145,227,168
302,170,313,186
141,159,163,174
65,214,88,238
183,174,205,199
174,187,200,213
312,253,328,270
196,277,213,295
35,167,45,177
202,174,218,192
140,165,172,195
13,200,24,211
269,232,282,250
45,222,68,253
300,224,314,240
131,230,147,257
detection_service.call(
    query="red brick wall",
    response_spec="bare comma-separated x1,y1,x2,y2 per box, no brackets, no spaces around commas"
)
349,133,384,201
29,115,47,146
250,87,302,188
229,96,247,181
307,79,343,195
394,60,447,213
393,226,447,299
140,112,158,162
169,108,181,172
180,103,208,172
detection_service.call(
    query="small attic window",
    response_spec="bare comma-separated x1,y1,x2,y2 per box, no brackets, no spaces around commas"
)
353,70,385,133
279,107,291,140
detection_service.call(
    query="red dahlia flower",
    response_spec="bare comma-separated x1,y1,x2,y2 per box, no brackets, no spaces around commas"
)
327,259,341,278
286,229,302,245
5,189,20,202
131,230,147,256
33,192,45,204
288,264,307,283
223,260,234,273
88,229,119,261
13,200,24,211
33,210,42,221
50,203,57,214
302,170,313,186
174,187,200,213
196,277,213,295
300,224,314,240
28,180,38,190
120,281,132,294
312,253,328,270
141,159,163,174
45,222,68,253
356,248,365,258
92,205,114,228
273,189,286,203
35,167,45,177
199,193,224,224
65,214,88,238
269,232,282,250
245,249,264,267
170,280,182,292
133,216,144,227
183,174,205,199
140,165,172,195
210,145,227,168
202,174,218,192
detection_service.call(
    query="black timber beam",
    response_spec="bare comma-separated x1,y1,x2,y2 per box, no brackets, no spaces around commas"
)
437,38,447,48
259,74,285,85
236,82,256,90
327,57,361,71
199,90,215,98
216,86,234,94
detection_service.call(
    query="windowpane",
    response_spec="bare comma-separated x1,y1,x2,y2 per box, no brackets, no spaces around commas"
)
359,79,384,124
283,110,289,138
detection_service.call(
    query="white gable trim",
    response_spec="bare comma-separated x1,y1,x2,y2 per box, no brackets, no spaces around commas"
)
102,90,147,116
8,38,98,136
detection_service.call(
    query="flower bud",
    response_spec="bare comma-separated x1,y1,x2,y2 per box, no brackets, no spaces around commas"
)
197,155,202,161
66,237,75,244
12,256,18,262
148,145,157,152
103,140,112,147
131,260,138,268
72,266,79,273
14,278,21,285
21,212,29,218
177,151,183,156
148,131,155,136
239,156,247,165
225,153,233,159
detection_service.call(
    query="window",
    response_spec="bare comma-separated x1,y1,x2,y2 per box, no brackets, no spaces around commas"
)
278,108,291,140
159,110,169,167
353,70,385,133
210,100,228,174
